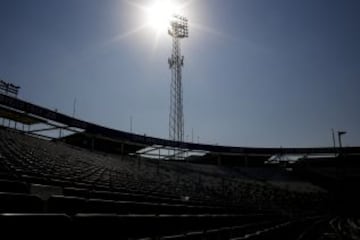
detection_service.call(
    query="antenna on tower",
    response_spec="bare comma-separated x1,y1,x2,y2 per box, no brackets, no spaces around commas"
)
168,14,189,159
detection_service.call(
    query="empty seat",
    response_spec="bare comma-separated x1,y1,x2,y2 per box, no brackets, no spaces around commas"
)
117,214,160,237
161,234,186,240
158,203,187,214
0,179,29,193
87,200,159,214
89,190,152,203
184,205,205,215
204,229,222,240
0,172,16,181
216,227,232,240
185,231,204,240
21,174,50,185
231,223,259,238
73,214,158,238
30,184,63,200
156,215,209,236
63,187,90,199
126,201,159,214
47,195,86,215
0,213,72,233
0,192,43,213
230,220,283,239
73,213,119,231
0,212,72,224
84,199,121,213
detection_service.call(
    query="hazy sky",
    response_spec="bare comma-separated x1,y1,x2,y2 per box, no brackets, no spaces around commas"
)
1,0,359,148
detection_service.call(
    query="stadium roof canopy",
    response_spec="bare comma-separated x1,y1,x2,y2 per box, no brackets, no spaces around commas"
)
0,105,44,125
1,93,360,161
60,131,144,155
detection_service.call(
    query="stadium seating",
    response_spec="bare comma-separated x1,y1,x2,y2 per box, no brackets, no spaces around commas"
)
0,127,330,239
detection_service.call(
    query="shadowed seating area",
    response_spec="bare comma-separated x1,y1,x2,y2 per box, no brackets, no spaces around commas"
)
0,127,346,239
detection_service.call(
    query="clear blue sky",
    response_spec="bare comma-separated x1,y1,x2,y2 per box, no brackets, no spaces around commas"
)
1,0,359,147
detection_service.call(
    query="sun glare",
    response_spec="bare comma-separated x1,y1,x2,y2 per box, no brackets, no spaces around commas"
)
146,0,178,33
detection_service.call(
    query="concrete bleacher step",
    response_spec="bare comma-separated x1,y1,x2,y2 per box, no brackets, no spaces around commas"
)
45,194,214,215
63,187,90,198
73,214,159,237
0,213,71,225
30,183,63,200
0,213,72,234
47,195,87,215
160,235,186,240
0,192,44,213
84,198,126,214
0,172,17,181
184,231,205,240
0,179,30,193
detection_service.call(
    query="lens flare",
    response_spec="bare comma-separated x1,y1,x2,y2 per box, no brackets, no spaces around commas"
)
146,0,178,33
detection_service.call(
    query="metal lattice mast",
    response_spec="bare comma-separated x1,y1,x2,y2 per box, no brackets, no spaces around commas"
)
168,15,188,146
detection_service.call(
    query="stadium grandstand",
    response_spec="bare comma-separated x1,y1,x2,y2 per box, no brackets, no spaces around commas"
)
0,92,359,239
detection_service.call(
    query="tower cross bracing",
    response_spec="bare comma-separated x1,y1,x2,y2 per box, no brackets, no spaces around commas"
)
168,15,188,148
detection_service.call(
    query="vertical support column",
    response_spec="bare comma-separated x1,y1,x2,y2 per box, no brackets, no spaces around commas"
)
137,154,141,170
222,177,225,197
157,148,160,175
91,137,95,152
217,155,222,166
244,155,248,167
120,143,124,161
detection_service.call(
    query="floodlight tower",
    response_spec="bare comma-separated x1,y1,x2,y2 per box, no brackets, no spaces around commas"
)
168,15,188,149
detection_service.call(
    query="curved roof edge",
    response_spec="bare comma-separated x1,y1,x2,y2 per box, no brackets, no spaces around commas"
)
1,93,359,156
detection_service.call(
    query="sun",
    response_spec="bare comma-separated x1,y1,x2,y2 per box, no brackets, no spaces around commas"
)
146,0,178,33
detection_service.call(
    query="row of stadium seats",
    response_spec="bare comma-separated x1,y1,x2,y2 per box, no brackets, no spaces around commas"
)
0,175,269,216
1,192,279,217
0,191,240,215
1,212,325,240
0,127,328,212
0,213,287,239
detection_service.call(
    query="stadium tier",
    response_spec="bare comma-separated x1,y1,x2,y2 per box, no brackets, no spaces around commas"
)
0,127,331,238
0,93,359,239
